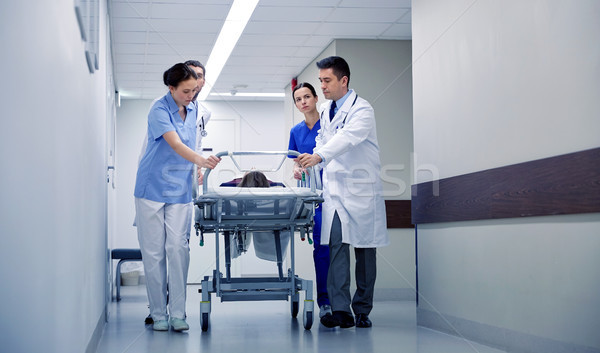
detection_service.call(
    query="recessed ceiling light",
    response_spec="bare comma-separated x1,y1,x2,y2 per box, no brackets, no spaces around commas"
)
209,92,285,98
198,0,260,101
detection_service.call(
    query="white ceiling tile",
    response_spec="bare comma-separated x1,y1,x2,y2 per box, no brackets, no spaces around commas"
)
225,57,278,67
111,0,152,3
237,34,295,47
258,0,340,7
216,73,290,84
252,6,330,22
149,3,229,20
112,31,147,44
114,43,210,58
110,0,411,101
317,22,392,37
115,54,146,64
110,2,150,18
114,43,147,55
398,9,412,23
113,17,222,34
150,54,192,65
146,32,216,46
148,18,222,34
151,0,233,4
112,17,148,32
380,23,412,38
339,0,411,8
219,68,278,77
232,45,306,58
284,56,321,67
244,21,321,35
301,35,335,48
329,8,409,23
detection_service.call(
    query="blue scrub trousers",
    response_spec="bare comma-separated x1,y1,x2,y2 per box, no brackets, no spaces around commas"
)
312,206,330,308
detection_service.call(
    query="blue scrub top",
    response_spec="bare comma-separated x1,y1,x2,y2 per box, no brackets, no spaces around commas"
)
288,119,323,238
288,119,323,184
288,119,321,155
134,92,197,204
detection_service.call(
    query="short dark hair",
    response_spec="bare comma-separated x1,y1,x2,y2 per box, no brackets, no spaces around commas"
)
184,60,206,75
316,56,350,86
238,171,270,188
292,82,318,102
163,63,198,87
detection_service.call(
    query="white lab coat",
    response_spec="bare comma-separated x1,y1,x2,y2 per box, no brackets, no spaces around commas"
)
315,90,389,248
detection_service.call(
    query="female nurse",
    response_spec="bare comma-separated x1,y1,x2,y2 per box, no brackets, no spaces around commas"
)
288,82,333,326
134,63,221,332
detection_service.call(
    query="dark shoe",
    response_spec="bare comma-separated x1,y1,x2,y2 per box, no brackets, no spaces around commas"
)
145,315,153,325
320,313,339,328
355,313,372,328
333,311,355,328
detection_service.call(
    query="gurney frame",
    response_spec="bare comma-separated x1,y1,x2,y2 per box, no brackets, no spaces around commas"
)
194,151,323,331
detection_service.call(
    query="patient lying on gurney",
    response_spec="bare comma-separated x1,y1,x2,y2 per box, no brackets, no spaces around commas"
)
229,171,291,262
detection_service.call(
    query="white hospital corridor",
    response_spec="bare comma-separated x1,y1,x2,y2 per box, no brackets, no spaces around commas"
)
1,1,599,353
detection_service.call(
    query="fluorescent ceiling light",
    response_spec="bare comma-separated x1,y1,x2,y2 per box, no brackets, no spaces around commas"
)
198,0,259,101
209,92,285,98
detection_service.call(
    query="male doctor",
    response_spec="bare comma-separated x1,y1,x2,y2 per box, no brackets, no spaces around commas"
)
296,56,389,329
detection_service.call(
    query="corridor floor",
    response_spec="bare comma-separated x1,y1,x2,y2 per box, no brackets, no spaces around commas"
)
95,284,506,353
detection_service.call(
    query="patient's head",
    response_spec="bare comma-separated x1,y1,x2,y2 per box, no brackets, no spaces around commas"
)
238,171,270,188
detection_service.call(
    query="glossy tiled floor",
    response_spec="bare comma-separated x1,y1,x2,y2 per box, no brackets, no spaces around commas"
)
95,284,507,353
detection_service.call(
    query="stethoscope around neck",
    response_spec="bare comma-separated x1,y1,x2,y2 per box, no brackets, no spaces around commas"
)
320,94,358,130
199,115,207,137
194,100,208,137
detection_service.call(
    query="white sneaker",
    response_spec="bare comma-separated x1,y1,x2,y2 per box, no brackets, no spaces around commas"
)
152,320,169,331
319,305,332,318
169,317,189,331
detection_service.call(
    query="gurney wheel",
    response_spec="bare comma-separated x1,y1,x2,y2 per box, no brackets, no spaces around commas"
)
201,312,209,332
291,299,299,318
303,310,313,330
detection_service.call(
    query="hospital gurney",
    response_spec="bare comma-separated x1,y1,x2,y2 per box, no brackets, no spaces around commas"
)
194,151,323,331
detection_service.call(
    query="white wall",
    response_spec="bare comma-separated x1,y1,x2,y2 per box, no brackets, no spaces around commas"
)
413,1,600,351
413,0,600,182
288,39,416,298
417,215,600,349
0,1,113,352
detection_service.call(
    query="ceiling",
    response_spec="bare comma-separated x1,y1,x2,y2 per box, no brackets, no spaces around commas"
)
109,0,412,101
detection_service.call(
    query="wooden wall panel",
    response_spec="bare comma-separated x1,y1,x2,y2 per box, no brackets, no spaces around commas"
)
411,147,600,224
385,200,413,228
